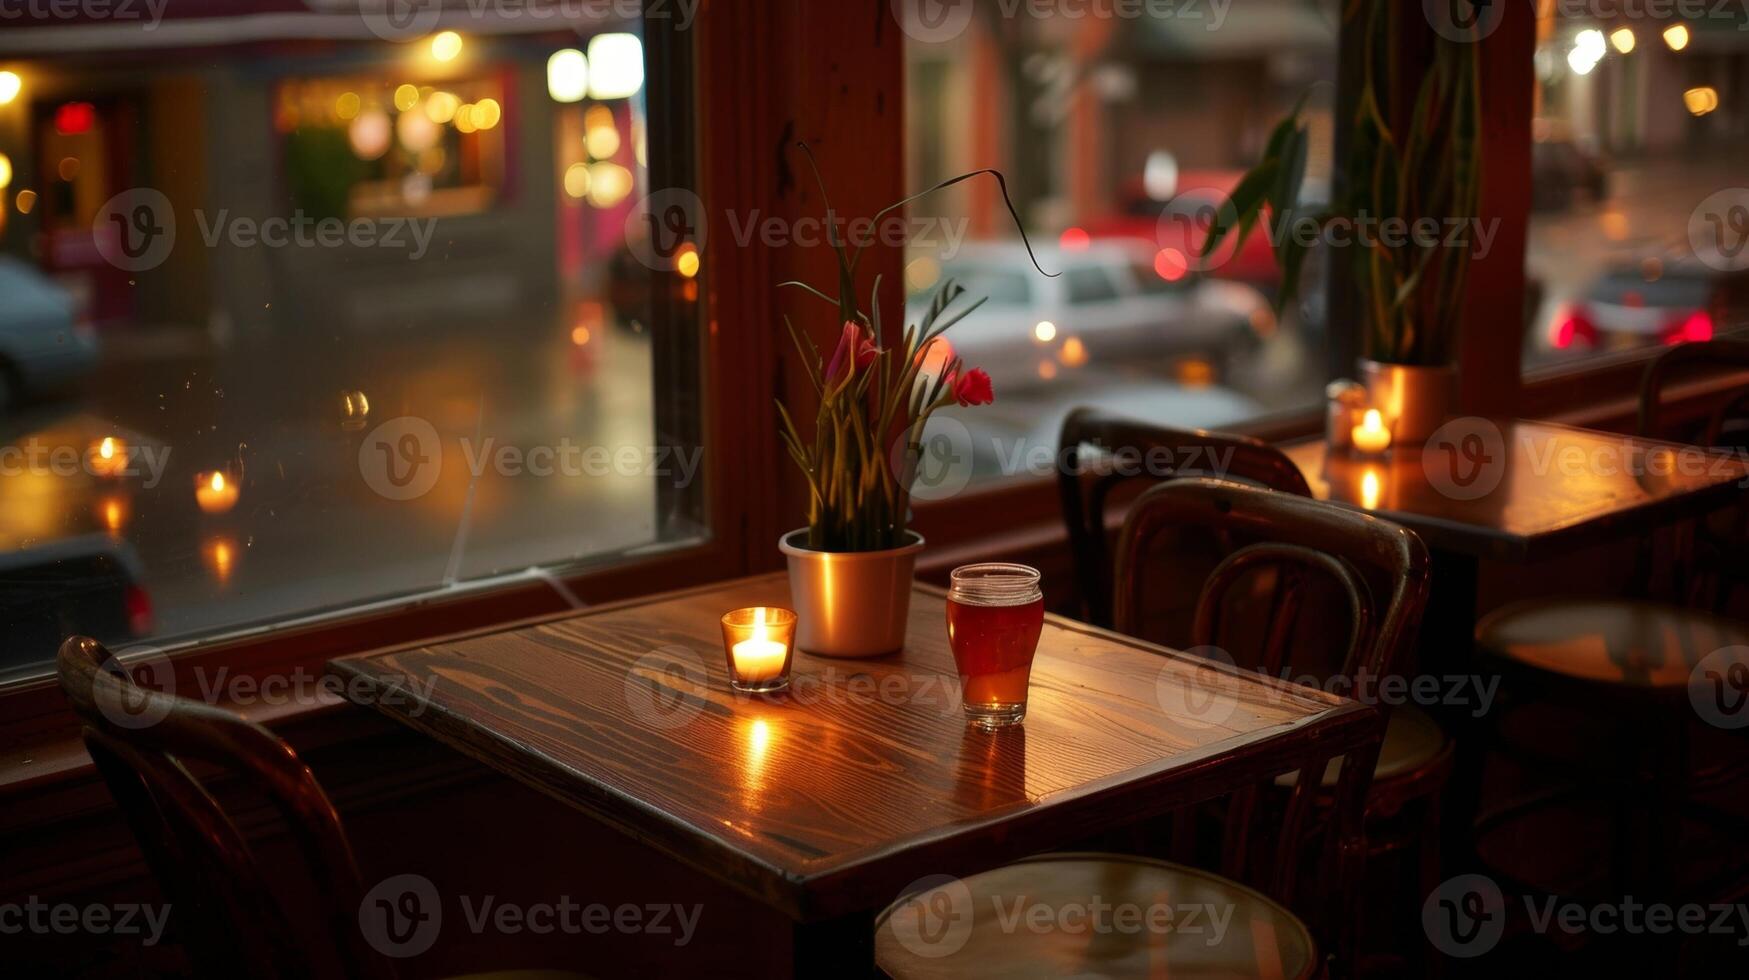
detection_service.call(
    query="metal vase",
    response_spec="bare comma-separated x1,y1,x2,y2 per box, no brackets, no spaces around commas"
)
1358,359,1458,447
780,529,924,658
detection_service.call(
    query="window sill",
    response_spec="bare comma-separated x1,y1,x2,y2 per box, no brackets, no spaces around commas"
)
0,540,749,803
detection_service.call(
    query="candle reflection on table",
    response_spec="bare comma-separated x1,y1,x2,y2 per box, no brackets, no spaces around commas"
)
1360,468,1383,510
738,716,777,815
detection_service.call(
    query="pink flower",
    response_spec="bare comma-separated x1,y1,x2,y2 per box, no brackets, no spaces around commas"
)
825,321,879,382
949,367,994,407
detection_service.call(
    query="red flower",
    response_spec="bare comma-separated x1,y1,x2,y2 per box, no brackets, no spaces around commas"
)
949,367,994,407
855,334,881,370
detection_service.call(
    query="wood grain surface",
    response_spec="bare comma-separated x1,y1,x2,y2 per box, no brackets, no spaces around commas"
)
329,574,1372,922
1285,419,1749,560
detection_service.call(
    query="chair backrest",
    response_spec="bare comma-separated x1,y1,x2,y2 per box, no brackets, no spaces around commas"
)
1636,340,1749,607
1057,407,1312,628
56,636,394,980
1637,339,1749,447
1111,479,1428,966
1113,477,1430,693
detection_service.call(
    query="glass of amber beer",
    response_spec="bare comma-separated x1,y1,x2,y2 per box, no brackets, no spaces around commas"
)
946,563,1045,730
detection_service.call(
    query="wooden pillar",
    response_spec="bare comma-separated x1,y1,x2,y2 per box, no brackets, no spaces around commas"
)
697,0,906,571
1460,5,1536,416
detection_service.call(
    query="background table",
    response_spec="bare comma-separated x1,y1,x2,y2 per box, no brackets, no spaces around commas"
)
330,573,1379,976
1285,418,1749,668
1284,419,1749,563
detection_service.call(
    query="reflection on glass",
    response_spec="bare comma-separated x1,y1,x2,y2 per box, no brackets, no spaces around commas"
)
88,436,128,478
0,15,701,676
1524,7,1749,374
194,471,239,515
97,494,129,535
202,535,238,586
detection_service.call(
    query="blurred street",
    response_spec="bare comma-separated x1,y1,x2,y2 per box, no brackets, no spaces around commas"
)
0,319,671,660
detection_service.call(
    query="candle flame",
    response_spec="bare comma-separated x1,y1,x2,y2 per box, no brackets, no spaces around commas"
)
1362,409,1384,432
99,437,116,460
751,606,767,643
210,472,226,492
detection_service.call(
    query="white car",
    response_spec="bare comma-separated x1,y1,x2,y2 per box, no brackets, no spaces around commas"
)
907,242,1271,393
0,257,99,409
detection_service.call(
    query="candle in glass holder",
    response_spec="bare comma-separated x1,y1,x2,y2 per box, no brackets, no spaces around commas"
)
720,606,796,694
195,470,239,514
1351,409,1393,456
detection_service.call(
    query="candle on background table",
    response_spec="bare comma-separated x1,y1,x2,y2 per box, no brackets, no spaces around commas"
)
1351,409,1393,456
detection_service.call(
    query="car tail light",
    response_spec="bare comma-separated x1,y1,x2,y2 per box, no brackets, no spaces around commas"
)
1661,310,1713,345
125,584,153,636
1550,304,1598,349
1154,248,1188,282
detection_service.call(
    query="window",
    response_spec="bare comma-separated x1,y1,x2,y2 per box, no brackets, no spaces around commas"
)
902,0,1340,489
0,12,703,682
1524,10,1749,374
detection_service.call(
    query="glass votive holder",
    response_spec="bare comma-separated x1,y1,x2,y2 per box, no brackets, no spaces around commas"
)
720,607,797,694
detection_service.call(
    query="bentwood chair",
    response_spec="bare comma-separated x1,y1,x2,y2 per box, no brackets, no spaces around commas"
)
1116,478,1444,969
56,636,588,980
877,479,1428,980
1057,407,1312,628
1471,341,1749,905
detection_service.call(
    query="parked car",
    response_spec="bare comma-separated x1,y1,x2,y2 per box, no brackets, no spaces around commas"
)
0,534,150,679
1546,257,1745,352
907,241,1273,393
1082,170,1292,289
0,257,100,409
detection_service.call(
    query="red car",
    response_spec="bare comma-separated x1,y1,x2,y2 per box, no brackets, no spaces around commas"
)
1079,170,1289,289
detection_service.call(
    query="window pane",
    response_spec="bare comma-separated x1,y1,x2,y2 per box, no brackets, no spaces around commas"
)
903,1,1338,487
1524,11,1749,373
0,13,703,680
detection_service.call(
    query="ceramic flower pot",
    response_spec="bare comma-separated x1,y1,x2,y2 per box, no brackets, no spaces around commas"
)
779,529,924,658
1358,358,1458,447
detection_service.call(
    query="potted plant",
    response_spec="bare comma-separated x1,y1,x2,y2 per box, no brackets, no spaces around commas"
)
775,146,1048,657
1206,0,1482,444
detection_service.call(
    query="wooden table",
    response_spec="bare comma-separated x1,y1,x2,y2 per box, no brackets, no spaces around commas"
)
1283,418,1749,563
330,574,1380,976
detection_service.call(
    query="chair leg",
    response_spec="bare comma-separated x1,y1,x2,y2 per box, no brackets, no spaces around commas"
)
1418,790,1446,980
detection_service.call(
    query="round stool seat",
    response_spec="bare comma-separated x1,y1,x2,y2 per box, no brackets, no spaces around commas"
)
875,853,1315,980
1475,598,1749,688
